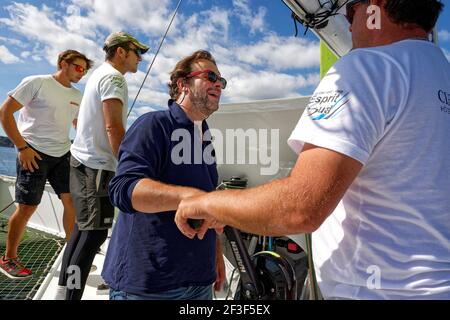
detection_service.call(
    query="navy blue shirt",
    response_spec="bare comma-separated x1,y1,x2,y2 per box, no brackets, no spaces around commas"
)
102,100,218,294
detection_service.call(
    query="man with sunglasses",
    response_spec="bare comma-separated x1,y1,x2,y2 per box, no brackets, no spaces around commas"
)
101,50,225,300
174,0,450,299
0,50,92,279
55,32,149,300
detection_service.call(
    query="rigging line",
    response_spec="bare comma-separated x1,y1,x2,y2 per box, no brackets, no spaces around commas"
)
127,0,184,118
0,200,15,215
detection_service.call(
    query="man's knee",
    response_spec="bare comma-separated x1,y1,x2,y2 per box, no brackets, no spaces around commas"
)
60,193,74,207
16,204,38,217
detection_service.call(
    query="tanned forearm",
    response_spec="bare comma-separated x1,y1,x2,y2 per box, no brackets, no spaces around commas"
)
106,124,125,158
132,178,205,214
190,145,362,236
202,177,318,236
102,98,125,158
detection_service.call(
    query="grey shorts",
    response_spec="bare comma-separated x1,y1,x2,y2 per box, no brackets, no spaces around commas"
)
70,156,115,231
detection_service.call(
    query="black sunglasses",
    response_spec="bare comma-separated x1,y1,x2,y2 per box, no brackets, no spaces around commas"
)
186,69,227,89
346,0,369,25
124,45,142,59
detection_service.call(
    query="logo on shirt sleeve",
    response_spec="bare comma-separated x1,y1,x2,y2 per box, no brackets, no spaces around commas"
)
110,75,125,88
438,90,450,115
307,90,350,120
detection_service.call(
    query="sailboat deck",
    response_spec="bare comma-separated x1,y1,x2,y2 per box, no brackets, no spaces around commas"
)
0,215,65,300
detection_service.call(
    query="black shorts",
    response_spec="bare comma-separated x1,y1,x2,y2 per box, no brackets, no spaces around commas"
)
15,147,71,205
70,156,115,231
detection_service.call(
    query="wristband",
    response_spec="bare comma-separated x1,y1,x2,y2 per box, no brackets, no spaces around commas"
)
17,145,29,152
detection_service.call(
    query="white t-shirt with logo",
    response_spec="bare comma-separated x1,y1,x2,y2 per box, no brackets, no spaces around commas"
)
71,62,128,172
288,40,450,299
8,75,81,157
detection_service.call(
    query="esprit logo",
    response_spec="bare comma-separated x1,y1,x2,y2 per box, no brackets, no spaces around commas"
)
307,91,350,120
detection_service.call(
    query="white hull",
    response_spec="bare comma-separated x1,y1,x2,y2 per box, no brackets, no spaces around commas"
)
0,175,65,238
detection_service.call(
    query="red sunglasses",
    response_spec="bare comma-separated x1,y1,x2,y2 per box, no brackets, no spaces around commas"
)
71,63,87,75
345,0,369,25
186,69,227,89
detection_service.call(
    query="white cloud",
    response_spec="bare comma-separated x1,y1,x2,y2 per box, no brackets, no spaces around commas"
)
21,51,31,59
0,2,103,66
438,29,450,42
443,49,450,62
235,35,320,71
126,103,165,126
0,45,21,64
233,0,267,34
0,36,25,47
223,71,319,102
0,0,319,111
69,0,172,36
63,5,101,38
162,8,230,58
187,0,205,5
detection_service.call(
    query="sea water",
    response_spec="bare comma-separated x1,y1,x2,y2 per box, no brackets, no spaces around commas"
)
0,146,17,177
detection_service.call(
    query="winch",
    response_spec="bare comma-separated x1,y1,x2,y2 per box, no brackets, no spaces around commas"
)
219,177,308,300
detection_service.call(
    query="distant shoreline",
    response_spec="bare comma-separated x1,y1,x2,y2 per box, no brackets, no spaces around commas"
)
0,136,14,148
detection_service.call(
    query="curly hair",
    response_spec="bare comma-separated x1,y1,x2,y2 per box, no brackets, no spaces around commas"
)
57,50,93,71
168,50,217,100
384,0,444,32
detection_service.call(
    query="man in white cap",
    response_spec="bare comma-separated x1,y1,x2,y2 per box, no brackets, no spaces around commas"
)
56,31,149,300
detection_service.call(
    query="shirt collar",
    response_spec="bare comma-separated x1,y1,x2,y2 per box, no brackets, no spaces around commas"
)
168,99,193,127
168,99,210,133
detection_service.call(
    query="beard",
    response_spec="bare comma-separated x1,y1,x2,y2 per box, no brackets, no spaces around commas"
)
190,87,219,118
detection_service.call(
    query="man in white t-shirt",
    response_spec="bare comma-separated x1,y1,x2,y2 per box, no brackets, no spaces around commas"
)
174,0,450,299
56,31,149,300
0,50,93,279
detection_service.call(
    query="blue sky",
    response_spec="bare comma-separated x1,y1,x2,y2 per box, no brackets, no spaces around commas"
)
1,0,450,136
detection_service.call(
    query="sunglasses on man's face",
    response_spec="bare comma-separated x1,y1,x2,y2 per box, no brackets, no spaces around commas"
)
345,0,368,25
127,47,142,59
186,69,227,89
71,63,87,75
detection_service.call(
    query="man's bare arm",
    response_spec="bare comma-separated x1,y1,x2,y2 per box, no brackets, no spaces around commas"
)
0,96,42,171
0,96,27,149
102,98,125,158
176,143,363,238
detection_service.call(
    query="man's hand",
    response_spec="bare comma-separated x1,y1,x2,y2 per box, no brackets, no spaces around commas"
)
18,147,42,172
175,195,224,240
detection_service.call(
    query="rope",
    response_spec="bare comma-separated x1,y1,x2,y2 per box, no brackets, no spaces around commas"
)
127,0,184,118
0,200,15,215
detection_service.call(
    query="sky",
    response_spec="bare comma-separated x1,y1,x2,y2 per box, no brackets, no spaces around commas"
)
1,0,450,136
